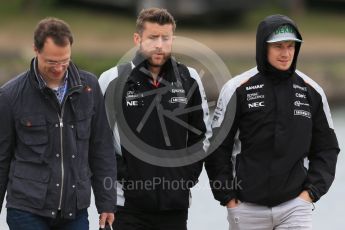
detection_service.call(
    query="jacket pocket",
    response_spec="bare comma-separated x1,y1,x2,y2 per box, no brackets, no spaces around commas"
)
10,162,50,209
16,115,48,163
76,167,92,209
75,113,92,140
74,114,93,161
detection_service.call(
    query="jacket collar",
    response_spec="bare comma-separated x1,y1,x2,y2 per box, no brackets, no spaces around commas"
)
129,51,181,84
30,57,83,93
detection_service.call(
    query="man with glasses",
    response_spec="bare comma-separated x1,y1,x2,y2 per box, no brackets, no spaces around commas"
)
0,17,117,229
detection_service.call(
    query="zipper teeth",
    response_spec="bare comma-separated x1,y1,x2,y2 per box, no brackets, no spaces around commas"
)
58,109,65,210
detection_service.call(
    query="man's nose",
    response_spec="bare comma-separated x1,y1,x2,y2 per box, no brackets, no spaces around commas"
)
52,64,66,72
154,37,163,49
281,47,290,56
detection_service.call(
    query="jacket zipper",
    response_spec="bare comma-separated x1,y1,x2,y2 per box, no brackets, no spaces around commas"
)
41,75,82,211
56,85,81,211
57,104,66,210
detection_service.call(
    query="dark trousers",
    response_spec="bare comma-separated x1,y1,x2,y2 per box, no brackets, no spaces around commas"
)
113,207,188,230
6,208,89,230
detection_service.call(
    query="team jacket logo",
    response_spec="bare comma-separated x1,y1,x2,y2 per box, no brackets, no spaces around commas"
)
247,92,265,101
171,88,185,94
126,91,142,100
246,84,264,91
293,84,307,92
169,97,188,104
126,91,143,107
248,101,265,108
294,101,310,107
294,109,311,118
126,100,139,107
295,93,307,99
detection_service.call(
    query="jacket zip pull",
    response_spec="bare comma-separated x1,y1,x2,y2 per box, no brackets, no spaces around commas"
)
59,118,64,128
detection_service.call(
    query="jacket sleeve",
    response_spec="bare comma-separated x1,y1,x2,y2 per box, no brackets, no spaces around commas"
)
186,68,211,151
304,92,339,202
88,78,117,213
205,83,240,206
99,69,128,184
184,68,212,186
0,90,14,213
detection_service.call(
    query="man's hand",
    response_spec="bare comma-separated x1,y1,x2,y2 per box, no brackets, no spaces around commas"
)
298,190,313,203
99,212,115,229
226,198,240,208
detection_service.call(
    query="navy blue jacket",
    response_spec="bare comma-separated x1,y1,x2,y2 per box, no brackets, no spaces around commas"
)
0,58,117,218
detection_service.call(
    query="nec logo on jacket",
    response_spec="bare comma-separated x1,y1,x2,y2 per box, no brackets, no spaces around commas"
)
127,100,139,107
248,101,265,108
126,90,144,107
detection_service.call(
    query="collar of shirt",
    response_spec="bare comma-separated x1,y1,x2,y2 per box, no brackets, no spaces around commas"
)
33,58,69,104
51,77,68,104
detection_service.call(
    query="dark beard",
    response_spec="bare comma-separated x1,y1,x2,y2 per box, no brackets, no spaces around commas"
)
147,53,171,68
148,60,163,67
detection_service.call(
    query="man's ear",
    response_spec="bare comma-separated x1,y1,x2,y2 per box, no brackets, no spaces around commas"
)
133,33,141,46
33,44,38,54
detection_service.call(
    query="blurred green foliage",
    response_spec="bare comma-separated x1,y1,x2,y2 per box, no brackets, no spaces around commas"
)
0,0,344,104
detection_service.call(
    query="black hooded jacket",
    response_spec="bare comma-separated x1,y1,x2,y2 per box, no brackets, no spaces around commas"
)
206,14,339,207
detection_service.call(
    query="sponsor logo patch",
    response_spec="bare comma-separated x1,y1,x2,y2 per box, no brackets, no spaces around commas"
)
171,88,185,94
295,93,306,99
126,100,139,107
294,101,310,107
246,84,264,91
293,84,307,92
294,109,311,118
248,101,265,108
126,91,142,100
169,97,188,104
247,92,265,101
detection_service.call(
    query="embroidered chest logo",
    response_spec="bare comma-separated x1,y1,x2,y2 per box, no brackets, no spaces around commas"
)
247,92,265,101
169,97,188,104
293,84,307,92
294,100,310,107
126,90,143,107
248,101,265,108
294,109,311,118
295,93,307,99
246,84,264,91
171,88,185,94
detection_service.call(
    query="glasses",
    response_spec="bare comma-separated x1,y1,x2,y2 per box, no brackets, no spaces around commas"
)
45,59,70,67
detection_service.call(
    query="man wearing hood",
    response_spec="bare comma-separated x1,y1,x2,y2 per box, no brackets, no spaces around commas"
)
205,14,339,229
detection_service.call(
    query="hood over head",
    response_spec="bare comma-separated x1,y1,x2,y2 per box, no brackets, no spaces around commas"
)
256,14,303,79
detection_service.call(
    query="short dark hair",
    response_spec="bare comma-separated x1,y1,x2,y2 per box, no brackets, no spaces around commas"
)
34,17,73,52
136,8,176,34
